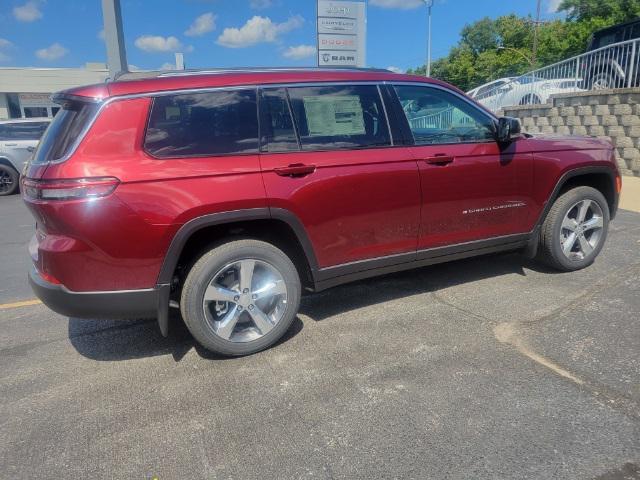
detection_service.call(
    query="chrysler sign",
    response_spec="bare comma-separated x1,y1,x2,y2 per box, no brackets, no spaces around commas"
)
317,0,366,68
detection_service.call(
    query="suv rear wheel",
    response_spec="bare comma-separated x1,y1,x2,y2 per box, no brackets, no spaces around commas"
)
180,239,301,356
0,164,19,196
538,186,609,271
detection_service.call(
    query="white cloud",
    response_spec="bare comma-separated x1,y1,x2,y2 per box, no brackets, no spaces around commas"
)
546,0,562,13
250,0,273,9
370,0,424,9
217,15,304,48
13,1,43,22
160,62,176,70
387,66,404,73
0,38,13,49
283,44,316,60
35,43,68,61
98,29,105,41
185,12,217,37
135,35,192,53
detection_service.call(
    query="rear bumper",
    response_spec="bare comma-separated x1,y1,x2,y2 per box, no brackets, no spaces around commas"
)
29,267,166,320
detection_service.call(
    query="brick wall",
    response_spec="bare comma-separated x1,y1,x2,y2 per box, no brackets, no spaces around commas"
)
502,88,640,176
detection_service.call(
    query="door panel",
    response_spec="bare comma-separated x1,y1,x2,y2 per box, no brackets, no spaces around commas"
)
262,148,420,268
413,141,533,250
391,84,534,251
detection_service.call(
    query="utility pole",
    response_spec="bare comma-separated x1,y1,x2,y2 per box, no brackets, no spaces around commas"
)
424,0,433,77
101,0,128,78
532,0,541,67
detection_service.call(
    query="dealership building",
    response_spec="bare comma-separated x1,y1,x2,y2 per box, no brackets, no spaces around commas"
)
0,63,108,120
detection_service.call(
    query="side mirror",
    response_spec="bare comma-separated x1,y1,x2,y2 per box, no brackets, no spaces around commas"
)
496,117,522,143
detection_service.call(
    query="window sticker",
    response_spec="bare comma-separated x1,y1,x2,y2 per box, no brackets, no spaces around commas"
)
302,95,366,137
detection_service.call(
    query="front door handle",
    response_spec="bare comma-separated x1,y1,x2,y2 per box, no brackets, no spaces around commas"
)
26,146,36,153
4,143,17,147
274,163,316,177
424,155,454,166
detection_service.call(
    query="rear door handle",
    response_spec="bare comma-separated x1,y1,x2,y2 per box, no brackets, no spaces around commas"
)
274,164,316,177
4,143,17,147
424,155,454,166
26,146,36,153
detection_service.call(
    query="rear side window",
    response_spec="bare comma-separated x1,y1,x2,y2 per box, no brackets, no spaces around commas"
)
145,89,259,158
259,87,299,153
32,101,97,164
287,85,390,151
0,122,49,141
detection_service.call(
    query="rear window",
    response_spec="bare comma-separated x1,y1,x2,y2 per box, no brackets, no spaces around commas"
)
287,85,391,151
32,101,98,164
144,89,259,158
0,122,49,141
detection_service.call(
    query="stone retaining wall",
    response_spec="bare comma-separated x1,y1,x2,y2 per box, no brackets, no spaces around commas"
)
501,88,640,176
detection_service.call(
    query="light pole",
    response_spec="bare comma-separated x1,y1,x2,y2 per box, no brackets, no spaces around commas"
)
424,0,433,77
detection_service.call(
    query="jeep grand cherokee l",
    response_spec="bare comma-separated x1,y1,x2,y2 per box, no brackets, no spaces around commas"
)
22,68,621,356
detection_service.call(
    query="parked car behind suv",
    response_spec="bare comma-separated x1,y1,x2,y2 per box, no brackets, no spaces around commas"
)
582,17,640,89
23,68,621,356
0,118,50,195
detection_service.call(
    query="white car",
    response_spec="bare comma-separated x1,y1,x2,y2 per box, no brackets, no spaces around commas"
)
0,118,50,195
467,76,583,112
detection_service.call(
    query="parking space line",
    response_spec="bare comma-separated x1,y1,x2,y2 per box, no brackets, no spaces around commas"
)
0,299,42,310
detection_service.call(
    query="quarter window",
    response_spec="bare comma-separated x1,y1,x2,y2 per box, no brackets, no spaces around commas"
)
393,85,495,145
287,85,390,151
145,89,259,158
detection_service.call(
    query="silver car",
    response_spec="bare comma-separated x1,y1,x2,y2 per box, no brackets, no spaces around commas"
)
0,118,50,195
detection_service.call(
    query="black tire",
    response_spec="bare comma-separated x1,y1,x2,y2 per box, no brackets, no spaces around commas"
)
0,164,19,196
519,94,541,106
538,186,610,271
180,239,301,356
589,71,616,90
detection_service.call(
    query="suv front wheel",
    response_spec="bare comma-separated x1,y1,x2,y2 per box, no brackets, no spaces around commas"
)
538,186,610,271
180,239,301,356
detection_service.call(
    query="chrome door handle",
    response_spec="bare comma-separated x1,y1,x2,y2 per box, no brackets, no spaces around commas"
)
26,146,36,153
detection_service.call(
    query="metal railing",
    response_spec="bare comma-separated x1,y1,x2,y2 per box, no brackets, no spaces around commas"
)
409,107,473,129
469,38,640,112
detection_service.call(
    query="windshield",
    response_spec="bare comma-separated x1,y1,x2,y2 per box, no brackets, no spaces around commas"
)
31,100,98,164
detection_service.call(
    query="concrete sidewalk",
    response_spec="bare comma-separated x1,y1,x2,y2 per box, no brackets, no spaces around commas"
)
621,175,640,212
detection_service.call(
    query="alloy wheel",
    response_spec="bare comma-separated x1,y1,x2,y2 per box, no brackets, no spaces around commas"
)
202,259,288,343
559,199,604,261
0,169,14,194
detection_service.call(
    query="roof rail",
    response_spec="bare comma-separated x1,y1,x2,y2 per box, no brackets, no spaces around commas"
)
113,66,393,81
156,66,392,78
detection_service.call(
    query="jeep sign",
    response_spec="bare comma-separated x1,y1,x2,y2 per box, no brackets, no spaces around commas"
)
317,0,366,67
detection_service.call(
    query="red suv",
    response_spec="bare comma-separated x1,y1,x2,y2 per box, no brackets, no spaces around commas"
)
23,68,621,356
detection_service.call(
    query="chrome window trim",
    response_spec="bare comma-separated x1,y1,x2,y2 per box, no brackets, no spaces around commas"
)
47,80,486,164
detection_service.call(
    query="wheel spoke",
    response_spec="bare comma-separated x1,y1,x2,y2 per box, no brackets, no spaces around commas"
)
582,216,603,232
239,260,255,293
562,216,578,232
248,306,275,335
578,235,594,256
215,306,242,340
562,232,577,255
203,285,237,303
252,279,286,301
577,200,592,223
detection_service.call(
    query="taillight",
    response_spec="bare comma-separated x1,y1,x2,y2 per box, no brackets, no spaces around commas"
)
615,173,622,194
22,177,120,201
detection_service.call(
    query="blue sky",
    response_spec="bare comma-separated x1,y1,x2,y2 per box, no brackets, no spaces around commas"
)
0,0,563,72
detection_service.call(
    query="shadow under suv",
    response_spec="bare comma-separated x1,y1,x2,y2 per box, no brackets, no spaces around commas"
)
23,68,621,356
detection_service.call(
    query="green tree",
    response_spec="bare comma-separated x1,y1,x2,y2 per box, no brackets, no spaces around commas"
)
558,0,640,23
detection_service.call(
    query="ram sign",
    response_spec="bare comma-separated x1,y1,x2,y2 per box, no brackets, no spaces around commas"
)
317,0,366,68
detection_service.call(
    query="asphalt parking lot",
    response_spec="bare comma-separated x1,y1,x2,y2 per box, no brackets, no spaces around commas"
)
1,194,639,479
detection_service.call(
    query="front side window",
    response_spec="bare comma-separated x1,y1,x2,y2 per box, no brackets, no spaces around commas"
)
287,85,390,151
393,85,495,145
145,89,259,158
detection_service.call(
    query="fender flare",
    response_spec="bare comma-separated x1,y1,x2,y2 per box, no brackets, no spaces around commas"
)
534,165,619,230
156,207,319,285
